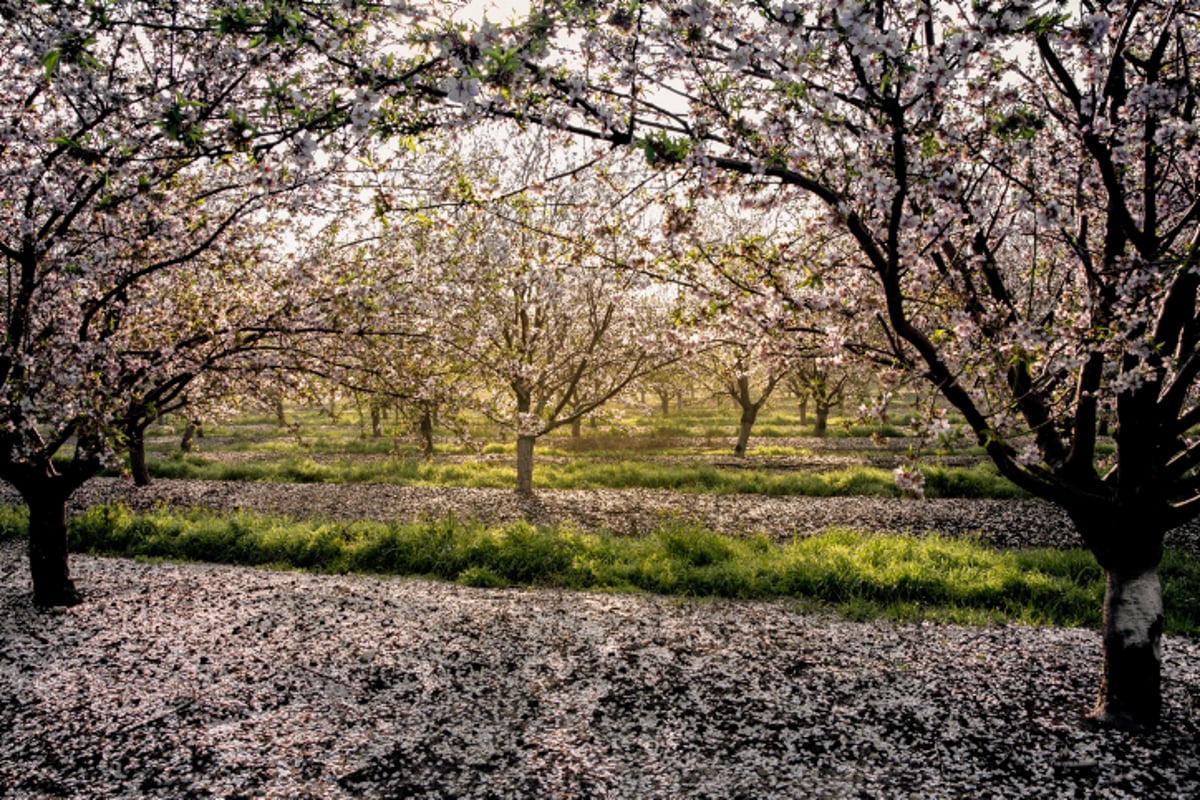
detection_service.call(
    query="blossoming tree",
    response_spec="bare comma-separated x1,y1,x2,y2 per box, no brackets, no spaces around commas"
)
395,128,682,493
0,0,446,605
440,0,1200,727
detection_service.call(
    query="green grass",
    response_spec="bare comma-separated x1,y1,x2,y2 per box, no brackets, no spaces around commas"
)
142,455,1027,498
51,503,1200,635
146,455,518,487
0,505,28,540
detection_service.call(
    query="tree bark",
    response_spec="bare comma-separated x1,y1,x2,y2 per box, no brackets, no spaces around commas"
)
23,488,81,607
1092,569,1164,729
733,408,758,458
128,424,151,486
419,410,435,461
571,417,582,438
516,434,536,495
180,421,199,453
798,397,808,426
371,404,383,438
814,405,830,437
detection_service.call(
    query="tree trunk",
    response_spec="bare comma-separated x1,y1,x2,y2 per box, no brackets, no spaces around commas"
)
419,410,435,461
371,404,383,438
128,424,151,486
516,434,536,495
875,392,891,425
814,405,830,437
180,421,199,453
571,417,582,438
733,408,758,458
275,396,286,427
1092,569,1164,729
657,390,671,417
23,488,81,607
798,396,808,426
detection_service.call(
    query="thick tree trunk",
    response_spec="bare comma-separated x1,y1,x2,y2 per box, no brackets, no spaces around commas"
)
23,489,81,607
1068,506,1166,729
128,425,151,486
1092,569,1164,729
798,397,808,426
371,404,383,438
814,405,830,437
274,396,286,427
516,434,536,495
571,417,582,438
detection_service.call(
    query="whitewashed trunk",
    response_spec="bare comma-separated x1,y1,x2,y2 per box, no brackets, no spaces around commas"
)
1093,569,1163,729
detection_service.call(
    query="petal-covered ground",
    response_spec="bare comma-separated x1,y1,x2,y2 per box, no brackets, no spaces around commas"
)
2,536,1198,799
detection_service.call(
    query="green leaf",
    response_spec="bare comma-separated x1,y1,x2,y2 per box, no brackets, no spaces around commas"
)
41,49,60,79
638,131,692,166
1024,13,1070,35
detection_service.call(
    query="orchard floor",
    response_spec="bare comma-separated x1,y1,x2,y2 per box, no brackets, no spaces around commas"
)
25,477,1200,553
2,481,1200,798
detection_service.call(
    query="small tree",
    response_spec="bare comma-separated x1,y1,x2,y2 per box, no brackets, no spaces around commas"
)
700,344,786,457
787,358,848,438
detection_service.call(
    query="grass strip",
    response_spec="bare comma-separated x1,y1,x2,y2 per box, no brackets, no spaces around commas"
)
43,503,1200,635
144,456,1027,499
0,505,28,539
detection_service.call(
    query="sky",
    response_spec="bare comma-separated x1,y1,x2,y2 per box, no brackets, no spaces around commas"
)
455,0,533,23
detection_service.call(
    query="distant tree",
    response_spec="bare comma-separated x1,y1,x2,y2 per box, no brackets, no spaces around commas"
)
638,362,699,417
410,129,682,493
786,358,848,438
700,343,787,457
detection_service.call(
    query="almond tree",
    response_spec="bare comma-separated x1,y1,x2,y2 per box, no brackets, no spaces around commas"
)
704,341,787,457
448,0,1200,728
404,128,682,493
637,364,695,417
117,221,330,485
0,0,445,605
662,201,849,451
786,358,848,437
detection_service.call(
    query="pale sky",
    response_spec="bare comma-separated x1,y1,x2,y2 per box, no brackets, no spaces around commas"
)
455,0,533,23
